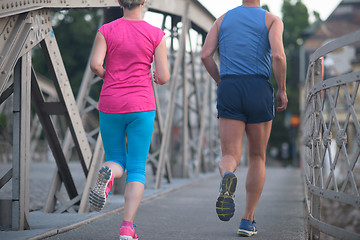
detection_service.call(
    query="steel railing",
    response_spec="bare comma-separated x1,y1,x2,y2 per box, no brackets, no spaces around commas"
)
300,29,360,240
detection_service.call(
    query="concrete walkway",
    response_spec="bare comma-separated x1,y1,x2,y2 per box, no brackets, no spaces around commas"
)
33,167,306,240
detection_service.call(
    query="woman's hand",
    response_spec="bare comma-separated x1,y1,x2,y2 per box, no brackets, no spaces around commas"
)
153,70,165,85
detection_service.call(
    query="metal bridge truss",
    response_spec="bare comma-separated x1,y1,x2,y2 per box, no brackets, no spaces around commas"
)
0,0,218,230
301,29,360,240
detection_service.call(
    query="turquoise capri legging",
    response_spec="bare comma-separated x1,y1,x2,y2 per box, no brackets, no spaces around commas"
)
99,110,155,185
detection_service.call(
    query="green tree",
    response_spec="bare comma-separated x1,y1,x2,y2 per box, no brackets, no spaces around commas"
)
32,9,101,96
313,11,322,21
262,4,270,12
282,0,309,52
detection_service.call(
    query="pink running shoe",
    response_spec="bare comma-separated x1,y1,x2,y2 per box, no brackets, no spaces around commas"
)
89,166,113,212
119,226,139,240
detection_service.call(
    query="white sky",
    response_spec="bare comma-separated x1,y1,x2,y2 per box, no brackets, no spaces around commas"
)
198,0,342,21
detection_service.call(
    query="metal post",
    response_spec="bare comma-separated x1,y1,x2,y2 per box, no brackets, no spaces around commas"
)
194,77,210,175
182,16,190,178
49,13,106,213
208,75,216,169
310,58,323,240
155,6,190,188
12,53,31,230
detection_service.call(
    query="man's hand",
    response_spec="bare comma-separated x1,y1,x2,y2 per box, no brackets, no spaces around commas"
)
276,89,288,112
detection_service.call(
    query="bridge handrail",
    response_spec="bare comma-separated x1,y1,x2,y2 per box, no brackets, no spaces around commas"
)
301,29,360,240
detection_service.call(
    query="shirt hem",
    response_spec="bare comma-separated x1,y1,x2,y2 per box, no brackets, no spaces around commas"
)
98,108,156,114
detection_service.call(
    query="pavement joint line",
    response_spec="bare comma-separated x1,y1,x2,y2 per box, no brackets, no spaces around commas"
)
26,172,218,240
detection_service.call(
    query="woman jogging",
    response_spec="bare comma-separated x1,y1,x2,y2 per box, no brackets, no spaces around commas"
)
201,0,287,237
88,0,169,239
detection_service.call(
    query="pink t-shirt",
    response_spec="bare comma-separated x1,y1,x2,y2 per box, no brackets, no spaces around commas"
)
98,18,165,114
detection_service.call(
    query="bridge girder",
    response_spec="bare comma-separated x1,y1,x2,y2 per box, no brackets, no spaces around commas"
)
0,0,215,31
0,0,219,231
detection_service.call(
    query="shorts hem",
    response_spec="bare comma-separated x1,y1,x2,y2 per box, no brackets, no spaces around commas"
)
218,114,274,124
218,114,246,122
247,116,274,124
105,160,125,171
126,178,145,185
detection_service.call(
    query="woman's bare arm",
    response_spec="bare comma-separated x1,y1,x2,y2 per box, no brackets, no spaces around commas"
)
153,36,170,85
90,32,107,78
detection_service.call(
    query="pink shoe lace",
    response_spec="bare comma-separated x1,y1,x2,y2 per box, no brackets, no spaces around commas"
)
119,226,139,240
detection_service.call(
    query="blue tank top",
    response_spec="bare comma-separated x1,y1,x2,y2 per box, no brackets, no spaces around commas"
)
219,6,272,79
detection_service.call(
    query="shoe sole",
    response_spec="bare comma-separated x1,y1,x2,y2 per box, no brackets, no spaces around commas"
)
237,230,257,237
216,172,237,221
120,227,138,240
89,166,112,212
120,236,138,240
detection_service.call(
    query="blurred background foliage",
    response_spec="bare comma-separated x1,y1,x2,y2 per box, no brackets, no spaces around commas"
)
32,9,102,97
264,0,320,165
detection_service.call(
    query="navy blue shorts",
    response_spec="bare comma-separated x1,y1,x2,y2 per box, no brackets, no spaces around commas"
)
217,75,274,124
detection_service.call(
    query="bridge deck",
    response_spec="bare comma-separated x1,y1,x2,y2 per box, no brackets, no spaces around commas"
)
0,164,306,240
